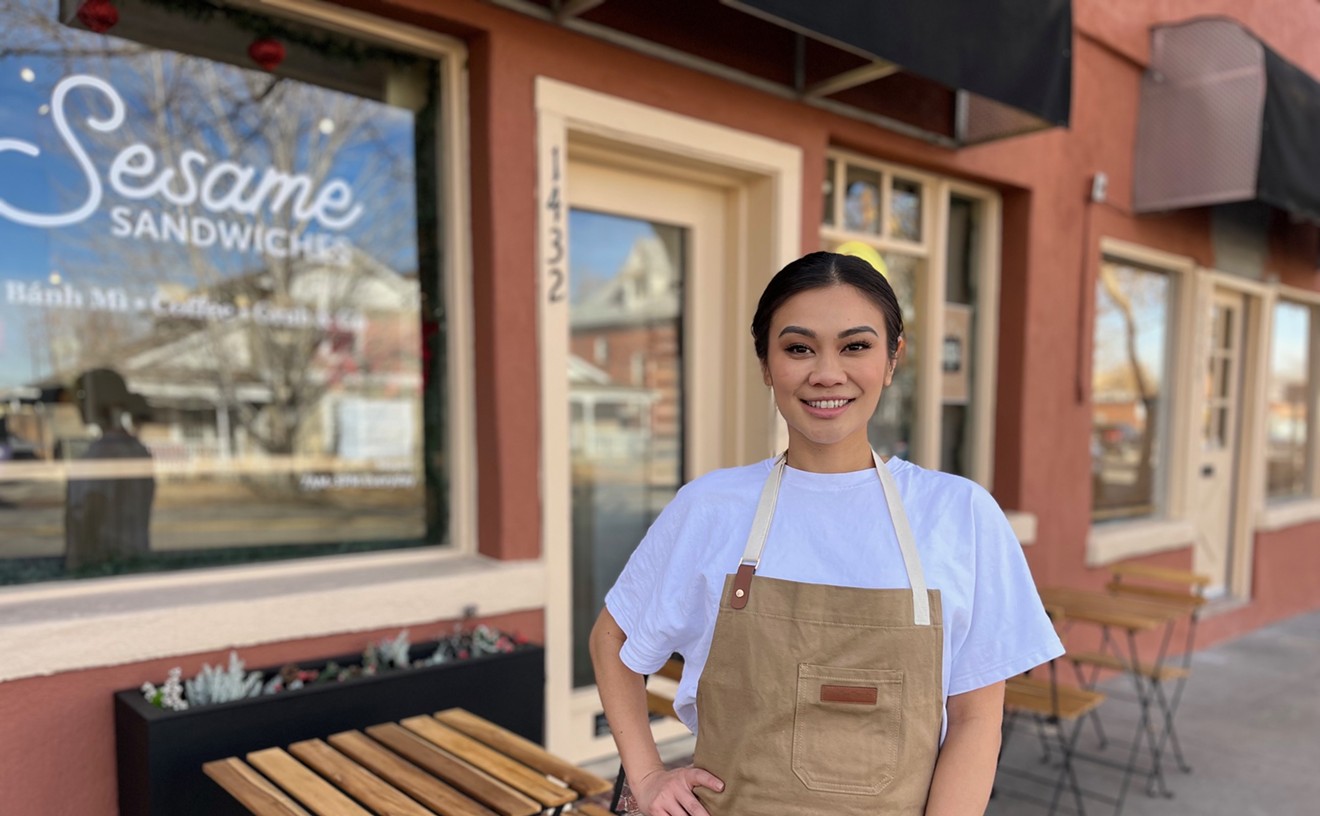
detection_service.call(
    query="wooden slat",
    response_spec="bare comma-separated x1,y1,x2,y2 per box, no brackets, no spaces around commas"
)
247,748,372,816
645,691,677,720
653,658,684,683
434,709,614,798
204,757,314,816
1107,581,1207,610
1110,562,1212,587
1005,676,1106,721
1038,587,1174,630
1066,650,1190,682
288,739,433,816
366,723,540,816
400,716,575,808
328,730,498,816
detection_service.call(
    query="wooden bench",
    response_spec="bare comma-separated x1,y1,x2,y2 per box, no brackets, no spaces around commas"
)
204,708,612,816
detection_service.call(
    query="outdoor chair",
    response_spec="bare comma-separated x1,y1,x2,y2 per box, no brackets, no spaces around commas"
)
997,607,1109,816
1066,563,1209,790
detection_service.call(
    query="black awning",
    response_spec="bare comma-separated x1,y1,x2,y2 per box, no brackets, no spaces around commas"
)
500,0,1071,146
725,0,1072,135
1134,18,1320,221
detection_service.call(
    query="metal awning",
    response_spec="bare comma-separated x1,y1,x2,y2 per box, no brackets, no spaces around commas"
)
1134,18,1320,221
490,0,1072,146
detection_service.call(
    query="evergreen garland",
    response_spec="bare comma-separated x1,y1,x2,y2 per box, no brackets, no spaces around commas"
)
133,0,423,66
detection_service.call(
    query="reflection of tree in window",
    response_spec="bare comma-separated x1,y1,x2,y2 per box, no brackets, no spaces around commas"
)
1091,263,1170,520
1267,302,1311,498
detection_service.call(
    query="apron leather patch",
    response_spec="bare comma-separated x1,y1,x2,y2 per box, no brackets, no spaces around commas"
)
820,684,879,705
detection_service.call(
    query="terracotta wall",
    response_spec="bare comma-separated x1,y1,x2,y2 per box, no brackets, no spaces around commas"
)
0,610,542,816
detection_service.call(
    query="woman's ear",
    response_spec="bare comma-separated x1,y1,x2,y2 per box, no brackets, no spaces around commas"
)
885,337,906,387
761,360,772,387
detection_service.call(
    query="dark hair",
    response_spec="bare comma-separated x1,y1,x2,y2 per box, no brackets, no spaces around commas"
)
751,251,903,361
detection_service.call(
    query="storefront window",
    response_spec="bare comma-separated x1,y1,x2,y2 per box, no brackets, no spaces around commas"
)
822,154,996,480
1266,301,1313,499
0,0,446,583
1091,261,1172,521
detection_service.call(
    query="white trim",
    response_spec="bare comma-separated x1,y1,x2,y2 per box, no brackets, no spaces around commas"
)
0,2,479,680
1005,511,1037,545
0,551,545,682
1257,497,1320,531
1087,519,1197,567
535,78,802,760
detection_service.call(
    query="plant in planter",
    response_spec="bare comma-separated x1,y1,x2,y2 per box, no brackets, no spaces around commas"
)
116,627,545,816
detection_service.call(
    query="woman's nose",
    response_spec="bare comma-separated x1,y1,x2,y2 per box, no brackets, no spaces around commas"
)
809,354,846,386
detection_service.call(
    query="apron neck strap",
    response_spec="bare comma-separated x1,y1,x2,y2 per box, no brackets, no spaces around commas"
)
734,451,931,626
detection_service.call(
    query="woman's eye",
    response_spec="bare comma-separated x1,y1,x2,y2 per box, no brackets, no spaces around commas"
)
785,343,812,355
844,341,873,353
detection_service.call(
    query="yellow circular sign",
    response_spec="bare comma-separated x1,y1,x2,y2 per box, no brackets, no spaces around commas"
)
833,241,889,279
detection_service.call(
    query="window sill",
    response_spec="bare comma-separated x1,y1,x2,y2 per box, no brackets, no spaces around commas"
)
1005,511,1037,545
1257,498,1320,532
1086,517,1197,567
0,549,546,683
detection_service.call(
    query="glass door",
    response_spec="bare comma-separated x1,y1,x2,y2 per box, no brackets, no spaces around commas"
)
549,155,728,760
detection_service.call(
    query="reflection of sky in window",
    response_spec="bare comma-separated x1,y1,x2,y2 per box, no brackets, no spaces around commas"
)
568,209,655,303
0,3,422,387
0,10,419,281
1271,301,1309,383
1093,268,1169,386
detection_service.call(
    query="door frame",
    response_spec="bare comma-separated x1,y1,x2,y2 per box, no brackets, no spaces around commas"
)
1191,269,1271,601
535,78,801,760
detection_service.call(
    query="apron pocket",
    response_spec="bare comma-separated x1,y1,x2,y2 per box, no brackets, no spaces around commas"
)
792,663,903,796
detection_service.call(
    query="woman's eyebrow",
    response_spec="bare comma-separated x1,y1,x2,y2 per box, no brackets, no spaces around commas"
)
778,325,815,338
839,326,879,338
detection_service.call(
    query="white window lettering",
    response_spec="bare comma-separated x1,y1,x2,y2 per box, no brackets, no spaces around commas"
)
0,75,123,227
0,74,365,236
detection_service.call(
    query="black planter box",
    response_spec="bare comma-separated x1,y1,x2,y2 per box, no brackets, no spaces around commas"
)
115,644,545,816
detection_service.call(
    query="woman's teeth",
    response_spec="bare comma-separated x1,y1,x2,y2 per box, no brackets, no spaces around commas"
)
806,399,851,409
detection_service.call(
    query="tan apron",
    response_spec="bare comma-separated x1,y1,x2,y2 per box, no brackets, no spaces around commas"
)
692,451,943,816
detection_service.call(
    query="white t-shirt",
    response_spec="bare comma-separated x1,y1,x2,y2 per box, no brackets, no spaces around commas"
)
605,456,1064,740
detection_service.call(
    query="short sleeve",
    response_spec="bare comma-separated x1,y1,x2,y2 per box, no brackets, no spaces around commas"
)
604,489,711,676
946,490,1064,695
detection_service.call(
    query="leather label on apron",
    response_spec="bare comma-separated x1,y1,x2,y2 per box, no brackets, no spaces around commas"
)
820,684,879,705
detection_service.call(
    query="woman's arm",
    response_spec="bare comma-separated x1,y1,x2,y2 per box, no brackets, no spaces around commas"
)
589,607,723,816
923,681,1005,816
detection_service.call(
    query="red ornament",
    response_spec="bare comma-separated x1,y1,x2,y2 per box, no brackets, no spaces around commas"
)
247,37,286,72
76,0,119,34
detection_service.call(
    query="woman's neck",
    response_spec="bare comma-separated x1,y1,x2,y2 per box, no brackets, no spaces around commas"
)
784,438,875,473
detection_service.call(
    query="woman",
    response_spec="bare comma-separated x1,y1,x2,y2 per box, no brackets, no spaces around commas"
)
590,252,1062,816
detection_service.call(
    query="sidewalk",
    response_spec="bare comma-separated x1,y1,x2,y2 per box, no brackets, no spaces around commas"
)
583,607,1320,815
991,606,1320,815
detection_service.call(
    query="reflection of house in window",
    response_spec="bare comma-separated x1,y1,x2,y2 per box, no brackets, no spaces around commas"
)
22,248,421,468
568,235,681,465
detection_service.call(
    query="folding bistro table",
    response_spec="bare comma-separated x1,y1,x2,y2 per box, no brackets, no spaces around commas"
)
1038,587,1191,815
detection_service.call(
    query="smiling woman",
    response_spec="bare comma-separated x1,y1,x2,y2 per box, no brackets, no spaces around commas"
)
589,250,1062,816
0,0,450,583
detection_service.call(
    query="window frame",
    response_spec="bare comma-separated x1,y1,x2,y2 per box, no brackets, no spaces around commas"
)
1087,238,1198,565
820,149,1002,490
0,0,487,683
1259,286,1320,527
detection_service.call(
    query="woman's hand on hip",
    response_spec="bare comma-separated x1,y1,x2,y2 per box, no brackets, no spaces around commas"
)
633,766,724,816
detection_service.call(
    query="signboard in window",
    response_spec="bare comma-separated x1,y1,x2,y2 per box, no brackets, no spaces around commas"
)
0,0,444,582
